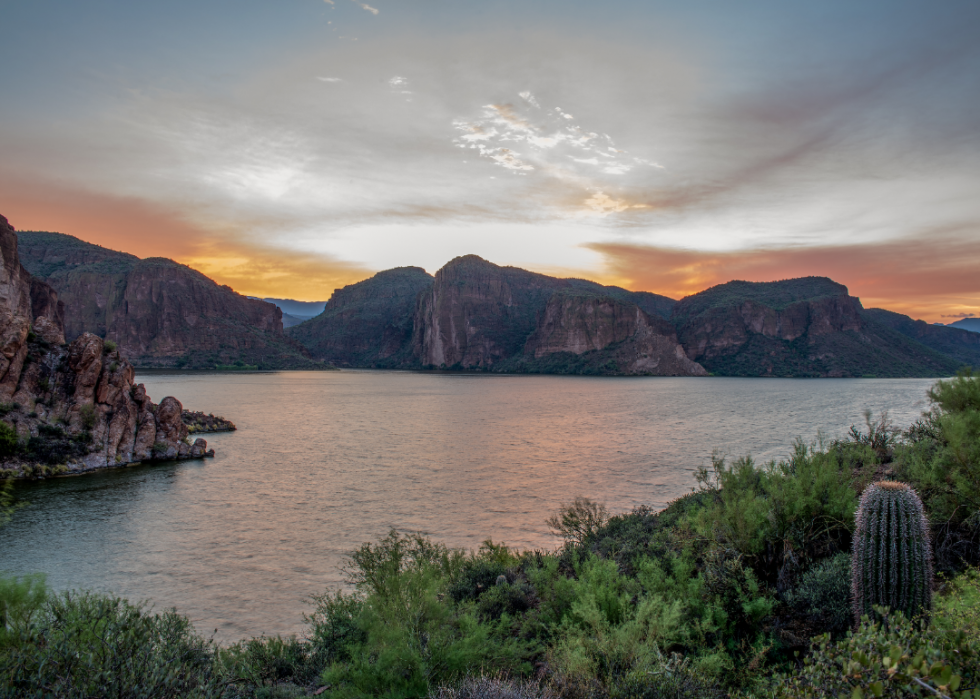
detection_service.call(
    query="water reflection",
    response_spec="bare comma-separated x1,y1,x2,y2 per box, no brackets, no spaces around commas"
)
1,372,936,639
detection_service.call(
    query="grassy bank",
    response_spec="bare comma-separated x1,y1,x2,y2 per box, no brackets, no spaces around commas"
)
2,371,979,698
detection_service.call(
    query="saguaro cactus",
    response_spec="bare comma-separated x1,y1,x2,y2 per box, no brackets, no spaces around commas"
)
852,481,932,624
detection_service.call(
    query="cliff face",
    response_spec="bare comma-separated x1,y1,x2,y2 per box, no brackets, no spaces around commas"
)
287,267,434,367
413,255,567,368
0,216,211,478
672,278,960,377
17,231,321,369
523,293,706,376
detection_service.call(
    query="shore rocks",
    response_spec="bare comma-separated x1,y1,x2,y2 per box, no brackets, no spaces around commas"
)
0,215,217,479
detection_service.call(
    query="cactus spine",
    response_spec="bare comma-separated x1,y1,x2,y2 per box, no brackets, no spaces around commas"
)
851,481,932,624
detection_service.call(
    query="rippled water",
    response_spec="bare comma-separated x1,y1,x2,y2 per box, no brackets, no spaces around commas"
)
0,371,938,639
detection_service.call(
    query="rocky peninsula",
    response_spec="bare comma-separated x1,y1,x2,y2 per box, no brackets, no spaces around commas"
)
0,214,214,479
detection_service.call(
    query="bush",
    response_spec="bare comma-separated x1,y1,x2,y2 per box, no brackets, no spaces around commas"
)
103,339,117,352
0,591,222,698
784,553,852,633
79,403,97,430
547,497,609,546
432,674,553,699
0,422,17,459
772,608,980,698
0,574,48,648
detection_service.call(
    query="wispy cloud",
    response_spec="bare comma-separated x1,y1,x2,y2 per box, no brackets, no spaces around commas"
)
352,0,378,15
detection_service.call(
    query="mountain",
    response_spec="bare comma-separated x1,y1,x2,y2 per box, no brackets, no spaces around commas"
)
862,309,980,369
17,231,324,370
288,266,436,367
671,278,960,377
248,297,328,328
0,215,213,476
289,255,702,376
948,318,980,334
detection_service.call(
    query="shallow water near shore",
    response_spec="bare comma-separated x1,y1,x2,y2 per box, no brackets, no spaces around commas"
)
0,371,938,640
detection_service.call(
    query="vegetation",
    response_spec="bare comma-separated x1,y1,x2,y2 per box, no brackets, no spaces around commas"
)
2,372,980,697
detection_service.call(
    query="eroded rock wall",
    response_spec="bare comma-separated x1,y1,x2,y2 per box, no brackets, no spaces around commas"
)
0,216,211,477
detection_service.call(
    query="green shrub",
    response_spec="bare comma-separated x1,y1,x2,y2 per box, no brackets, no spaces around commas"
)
934,567,980,646
894,369,980,572
79,403,97,430
0,591,222,698
0,422,18,458
692,443,859,579
546,497,609,546
219,634,318,691
103,339,117,352
772,608,980,698
784,553,852,633
0,574,48,648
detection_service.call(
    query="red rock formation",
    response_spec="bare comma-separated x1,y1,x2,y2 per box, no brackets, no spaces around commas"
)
0,215,213,477
524,294,706,376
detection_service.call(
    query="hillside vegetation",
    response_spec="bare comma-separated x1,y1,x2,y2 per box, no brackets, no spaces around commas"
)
3,372,980,697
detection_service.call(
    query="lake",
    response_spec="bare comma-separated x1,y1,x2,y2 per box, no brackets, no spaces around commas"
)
0,371,938,640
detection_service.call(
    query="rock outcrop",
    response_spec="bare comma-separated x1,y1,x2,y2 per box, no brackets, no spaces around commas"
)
17,231,324,370
288,267,434,367
523,293,706,376
0,215,213,478
404,256,705,375
672,278,960,377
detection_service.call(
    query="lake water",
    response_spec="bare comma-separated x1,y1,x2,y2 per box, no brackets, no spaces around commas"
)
0,371,938,640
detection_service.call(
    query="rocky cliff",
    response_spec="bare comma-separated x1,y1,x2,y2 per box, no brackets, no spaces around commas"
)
672,278,960,377
0,215,211,478
17,231,323,370
409,256,705,375
287,267,434,367
520,292,706,376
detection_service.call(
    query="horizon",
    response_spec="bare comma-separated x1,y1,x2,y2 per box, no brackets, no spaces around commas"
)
2,1,979,322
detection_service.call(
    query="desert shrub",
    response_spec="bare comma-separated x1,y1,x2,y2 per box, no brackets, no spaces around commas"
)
305,590,366,667
692,443,858,583
103,339,117,352
320,531,537,699
219,634,318,691
0,422,18,458
79,403,97,430
934,567,980,646
432,674,553,699
0,574,48,649
894,369,980,571
547,497,609,546
0,591,222,698
771,608,980,698
783,553,852,633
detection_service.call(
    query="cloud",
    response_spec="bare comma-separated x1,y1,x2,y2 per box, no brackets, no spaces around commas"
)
317,76,342,82
452,92,665,213
0,175,371,301
351,0,378,15
587,228,980,323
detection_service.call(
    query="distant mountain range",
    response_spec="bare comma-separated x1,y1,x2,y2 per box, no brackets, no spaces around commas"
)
946,318,980,334
248,297,328,329
9,221,979,377
286,255,980,378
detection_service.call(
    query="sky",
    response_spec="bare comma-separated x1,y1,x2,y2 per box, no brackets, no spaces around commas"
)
1,0,978,321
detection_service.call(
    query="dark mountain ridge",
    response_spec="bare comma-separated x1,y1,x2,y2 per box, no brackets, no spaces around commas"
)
290,263,973,378
17,230,324,370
